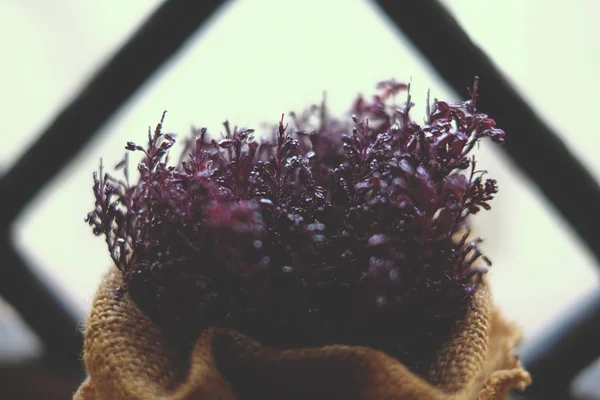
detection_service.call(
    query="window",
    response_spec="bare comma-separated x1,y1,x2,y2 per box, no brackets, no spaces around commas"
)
2,1,599,398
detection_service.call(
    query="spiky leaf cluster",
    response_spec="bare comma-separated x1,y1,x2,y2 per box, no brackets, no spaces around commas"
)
86,78,502,372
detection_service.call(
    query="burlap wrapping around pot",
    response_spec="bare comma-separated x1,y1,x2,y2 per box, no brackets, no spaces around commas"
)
74,268,530,399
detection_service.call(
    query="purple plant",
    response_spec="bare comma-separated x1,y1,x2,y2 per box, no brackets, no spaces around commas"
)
86,78,503,373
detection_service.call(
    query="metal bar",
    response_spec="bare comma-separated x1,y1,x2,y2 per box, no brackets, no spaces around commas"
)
0,0,225,362
372,0,600,266
517,290,600,399
0,238,82,368
0,0,226,227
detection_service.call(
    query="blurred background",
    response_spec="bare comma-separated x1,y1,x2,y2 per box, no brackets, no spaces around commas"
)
1,0,599,398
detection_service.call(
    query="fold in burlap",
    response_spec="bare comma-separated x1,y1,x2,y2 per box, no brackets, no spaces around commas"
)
74,268,530,399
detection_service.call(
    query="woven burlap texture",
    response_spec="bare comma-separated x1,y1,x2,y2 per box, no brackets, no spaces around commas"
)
74,267,530,399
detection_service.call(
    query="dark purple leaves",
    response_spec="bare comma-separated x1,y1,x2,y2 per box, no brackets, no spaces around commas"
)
87,77,502,371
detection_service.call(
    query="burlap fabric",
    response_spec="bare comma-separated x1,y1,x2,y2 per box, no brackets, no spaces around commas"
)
74,267,530,399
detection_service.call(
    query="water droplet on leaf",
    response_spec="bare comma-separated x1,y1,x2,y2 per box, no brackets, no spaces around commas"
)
368,234,390,247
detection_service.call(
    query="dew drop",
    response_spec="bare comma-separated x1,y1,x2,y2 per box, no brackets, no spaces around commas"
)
341,249,354,259
368,234,390,247
307,222,324,232
399,159,415,175
312,234,326,244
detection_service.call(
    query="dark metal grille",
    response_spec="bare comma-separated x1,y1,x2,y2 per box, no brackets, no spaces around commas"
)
1,1,597,398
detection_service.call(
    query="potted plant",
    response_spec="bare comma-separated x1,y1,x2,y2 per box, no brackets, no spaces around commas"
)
76,78,530,399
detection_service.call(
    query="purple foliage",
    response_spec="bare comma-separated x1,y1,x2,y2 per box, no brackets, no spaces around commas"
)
86,78,502,373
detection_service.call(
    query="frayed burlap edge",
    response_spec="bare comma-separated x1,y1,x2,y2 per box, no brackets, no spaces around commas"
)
74,268,530,399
